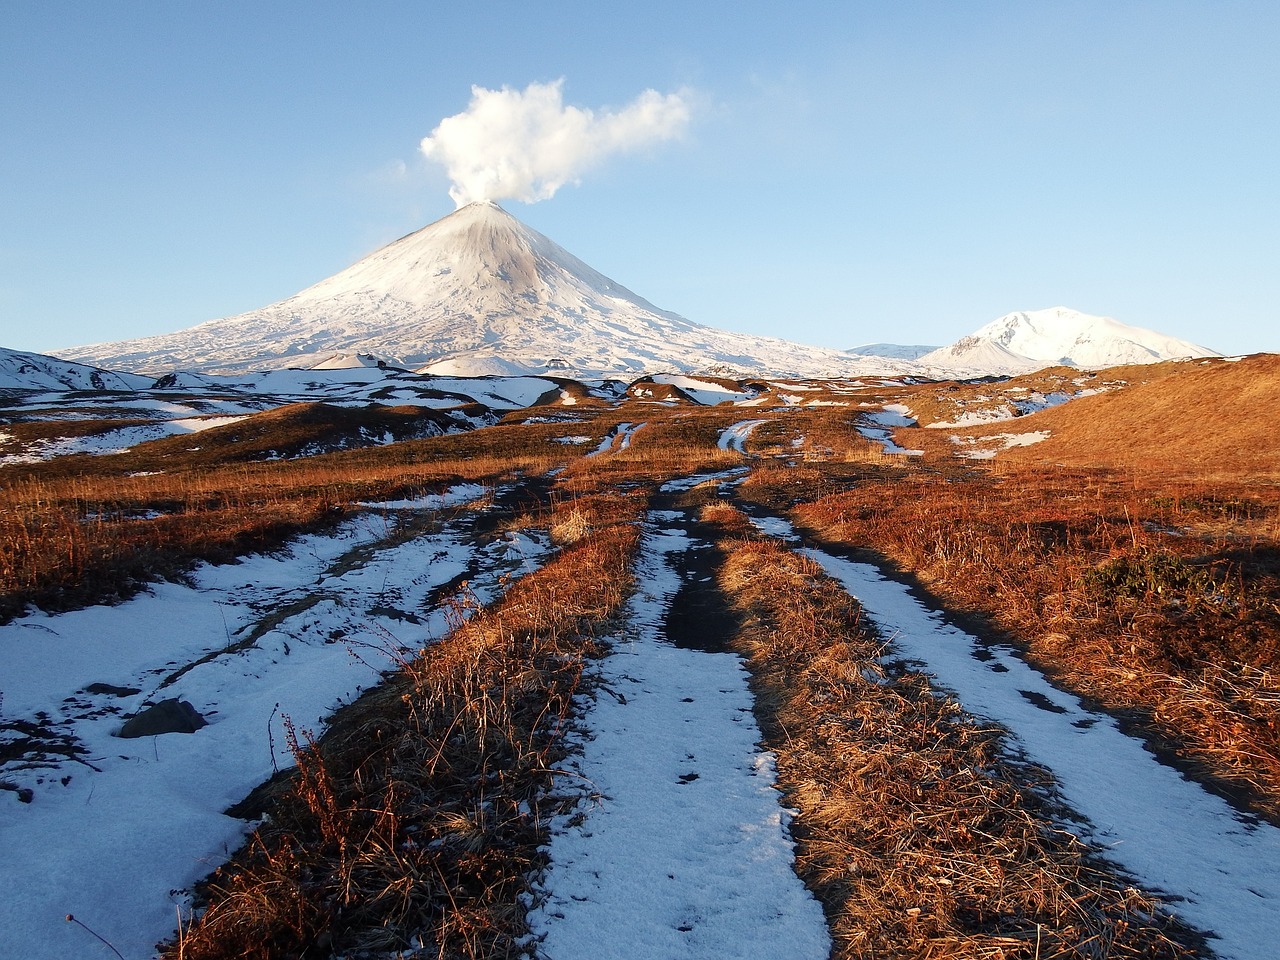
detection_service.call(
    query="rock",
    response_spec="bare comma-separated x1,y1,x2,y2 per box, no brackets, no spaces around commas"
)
117,698,207,738
82,682,142,697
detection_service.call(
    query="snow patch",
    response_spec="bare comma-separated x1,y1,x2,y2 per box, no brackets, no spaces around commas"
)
950,431,1051,459
717,420,767,453
650,374,756,406
855,405,923,456
0,487,552,960
589,422,646,456
527,514,830,958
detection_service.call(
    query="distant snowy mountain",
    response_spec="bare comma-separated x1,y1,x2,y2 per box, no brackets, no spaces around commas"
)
305,353,396,371
0,347,154,392
850,343,940,361
59,201,903,380
920,307,1220,376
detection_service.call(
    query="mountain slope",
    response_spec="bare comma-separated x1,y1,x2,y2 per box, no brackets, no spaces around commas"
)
59,202,887,379
0,347,154,392
920,307,1220,376
987,354,1280,477
849,342,940,361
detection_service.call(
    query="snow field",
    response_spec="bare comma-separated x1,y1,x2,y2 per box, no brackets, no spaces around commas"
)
527,511,830,959
0,485,549,960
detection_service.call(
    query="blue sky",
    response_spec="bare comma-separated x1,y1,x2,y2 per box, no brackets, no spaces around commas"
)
2,1,1277,357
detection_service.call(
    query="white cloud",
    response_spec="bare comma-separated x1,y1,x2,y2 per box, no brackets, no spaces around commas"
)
420,80,691,207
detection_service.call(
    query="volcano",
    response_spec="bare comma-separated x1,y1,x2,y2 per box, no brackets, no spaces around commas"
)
919,307,1220,376
59,201,875,379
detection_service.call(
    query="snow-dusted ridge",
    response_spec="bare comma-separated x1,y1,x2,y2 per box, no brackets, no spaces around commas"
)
0,347,154,393
849,342,940,361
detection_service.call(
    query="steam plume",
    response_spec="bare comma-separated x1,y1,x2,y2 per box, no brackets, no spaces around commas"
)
420,80,690,207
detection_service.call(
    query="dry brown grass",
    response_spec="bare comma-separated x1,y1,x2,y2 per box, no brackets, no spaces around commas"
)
0,418,578,622
0,393,927,625
0,472,346,620
10,361,1272,955
963,354,1280,479
710,521,1202,959
0,395,772,622
778,463,1280,820
162,490,646,959
793,407,885,462
555,408,750,487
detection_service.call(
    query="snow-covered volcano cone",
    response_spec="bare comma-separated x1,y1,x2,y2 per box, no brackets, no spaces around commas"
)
58,202,865,379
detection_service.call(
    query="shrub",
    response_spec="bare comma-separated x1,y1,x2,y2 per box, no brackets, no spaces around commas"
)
1085,550,1217,606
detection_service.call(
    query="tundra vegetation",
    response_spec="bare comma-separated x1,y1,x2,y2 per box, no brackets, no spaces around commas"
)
2,354,1277,958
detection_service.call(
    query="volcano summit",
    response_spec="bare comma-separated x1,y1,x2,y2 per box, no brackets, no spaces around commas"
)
60,201,867,379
